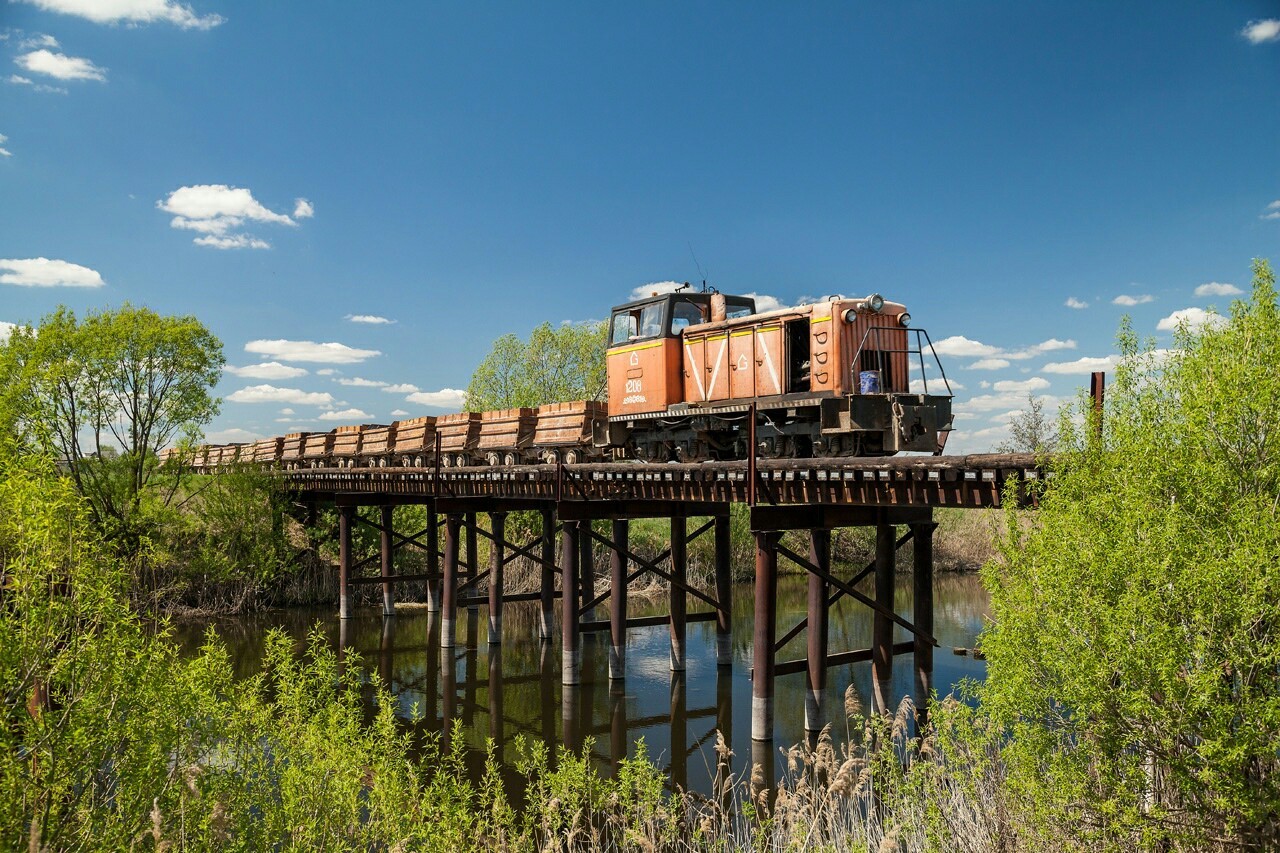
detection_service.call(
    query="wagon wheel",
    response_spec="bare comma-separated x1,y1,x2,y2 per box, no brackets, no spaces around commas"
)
502,452,518,466
485,452,501,467
543,449,560,465
564,448,581,465
441,454,453,468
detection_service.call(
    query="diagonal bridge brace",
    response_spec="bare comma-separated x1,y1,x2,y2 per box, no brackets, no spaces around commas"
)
576,518,715,615
586,527,722,614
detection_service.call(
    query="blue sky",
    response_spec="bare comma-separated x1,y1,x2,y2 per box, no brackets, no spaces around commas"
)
1,1,1278,452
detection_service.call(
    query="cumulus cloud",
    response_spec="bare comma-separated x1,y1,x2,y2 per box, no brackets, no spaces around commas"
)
17,0,225,29
1113,293,1155,306
205,427,261,443
1242,19,1280,44
953,392,1060,414
932,334,1075,367
742,292,786,313
279,408,294,415
1005,338,1076,359
345,314,395,324
0,257,104,287
0,321,17,342
7,73,67,94
293,198,313,218
1065,297,1089,309
390,409,409,416
909,378,964,393
225,384,335,405
383,383,419,393
629,281,687,300
992,377,1050,393
335,377,387,387
1157,307,1227,332
930,336,1002,358
405,388,468,409
244,339,380,364
158,184,303,249
15,49,106,81
224,361,308,380
318,408,371,421
1260,201,1280,221
966,358,1012,370
18,34,59,49
1042,355,1120,374
1194,282,1242,297
0,133,10,157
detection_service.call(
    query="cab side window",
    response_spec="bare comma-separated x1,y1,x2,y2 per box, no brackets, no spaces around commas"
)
610,311,638,345
670,299,708,332
611,303,666,344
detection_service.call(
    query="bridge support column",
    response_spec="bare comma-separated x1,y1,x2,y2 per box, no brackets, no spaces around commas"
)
912,518,936,722
669,516,687,672
539,509,556,640
465,512,479,625
561,520,581,685
441,513,461,648
714,514,733,667
379,505,395,616
577,521,595,620
752,530,779,743
873,517,896,714
426,507,440,612
806,528,831,732
338,505,353,620
609,519,628,680
487,511,506,644
670,672,687,792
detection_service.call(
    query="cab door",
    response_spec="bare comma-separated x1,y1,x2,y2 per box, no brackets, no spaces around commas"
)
729,328,756,398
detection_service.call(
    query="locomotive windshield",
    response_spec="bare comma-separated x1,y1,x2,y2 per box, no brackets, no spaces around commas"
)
610,302,664,345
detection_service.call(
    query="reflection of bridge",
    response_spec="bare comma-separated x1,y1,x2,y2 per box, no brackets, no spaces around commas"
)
288,452,1040,750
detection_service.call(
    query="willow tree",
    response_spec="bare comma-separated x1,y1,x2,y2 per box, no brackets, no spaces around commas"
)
0,305,224,550
978,259,1280,848
465,320,607,411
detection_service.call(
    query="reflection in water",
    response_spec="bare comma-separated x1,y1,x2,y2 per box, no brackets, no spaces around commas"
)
171,573,990,797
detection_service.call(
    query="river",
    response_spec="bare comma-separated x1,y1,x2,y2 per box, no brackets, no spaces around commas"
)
171,572,990,797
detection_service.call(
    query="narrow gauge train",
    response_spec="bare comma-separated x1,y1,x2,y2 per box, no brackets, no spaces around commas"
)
181,289,953,471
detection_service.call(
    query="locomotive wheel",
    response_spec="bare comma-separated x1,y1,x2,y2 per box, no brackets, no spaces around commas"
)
502,452,518,466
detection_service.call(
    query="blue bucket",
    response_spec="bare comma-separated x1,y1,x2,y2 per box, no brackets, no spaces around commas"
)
859,370,881,394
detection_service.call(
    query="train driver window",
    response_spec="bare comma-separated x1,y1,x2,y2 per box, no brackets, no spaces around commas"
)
670,299,708,332
724,297,756,319
611,303,665,345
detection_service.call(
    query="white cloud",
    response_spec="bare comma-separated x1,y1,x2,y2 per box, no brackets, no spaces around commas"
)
18,0,225,29
0,133,10,157
293,198,314,218
1042,355,1120,374
205,427,261,443
318,408,371,421
1113,293,1155,306
0,321,17,342
15,49,106,81
909,378,964,393
316,368,337,376
932,334,1075,365
6,73,66,93
742,292,785,313
1157,307,1227,333
955,392,1061,415
245,339,380,364
1262,201,1280,221
8,75,33,85
0,257,104,287
930,336,1002,358
1242,19,1280,44
225,361,308,380
1194,282,1242,297
405,388,467,409
390,409,409,416
966,358,1011,370
1004,338,1077,360
279,408,294,415
992,377,1050,393
336,377,386,387
158,184,302,249
629,281,686,300
346,314,395,324
383,383,419,393
991,409,1026,424
18,34,59,49
1065,297,1089,309
225,384,335,405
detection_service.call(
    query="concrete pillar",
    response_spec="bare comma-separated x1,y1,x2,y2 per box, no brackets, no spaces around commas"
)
426,507,440,612
441,514,461,648
609,519,628,680
539,509,556,640
379,505,395,616
561,520,581,685
338,504,353,620
752,530,778,742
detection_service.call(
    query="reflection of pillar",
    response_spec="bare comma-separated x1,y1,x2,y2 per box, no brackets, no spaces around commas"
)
488,647,504,762
714,514,733,667
539,642,556,753
425,608,439,731
338,504,354,619
465,513,480,632
427,506,440,612
669,517,687,672
805,529,830,732
609,519,628,680
337,611,350,676
379,615,395,688
609,683,627,776
578,521,595,619
380,505,395,616
751,531,778,742
464,613,479,728
911,518,936,726
562,683,581,754
440,645,457,756
561,520,581,685
488,512,506,644
441,514,461,648
750,738,775,806
539,509,556,640
669,672,687,792
873,518,896,714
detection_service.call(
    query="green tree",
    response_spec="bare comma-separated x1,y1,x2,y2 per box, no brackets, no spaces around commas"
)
978,259,1280,848
994,393,1059,454
0,305,224,551
465,320,606,411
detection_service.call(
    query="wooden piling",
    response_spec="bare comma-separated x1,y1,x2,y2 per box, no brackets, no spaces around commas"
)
873,518,896,713
609,519,628,680
488,511,506,644
752,530,779,742
539,509,556,640
380,505,395,616
805,528,831,732
561,520,581,685
714,514,733,667
338,504,353,620
441,513,461,648
670,516,687,672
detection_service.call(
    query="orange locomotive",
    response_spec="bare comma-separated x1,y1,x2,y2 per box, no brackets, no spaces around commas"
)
598,288,953,460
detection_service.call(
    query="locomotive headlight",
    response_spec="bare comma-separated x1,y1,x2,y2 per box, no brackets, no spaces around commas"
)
866,293,885,312
897,312,911,327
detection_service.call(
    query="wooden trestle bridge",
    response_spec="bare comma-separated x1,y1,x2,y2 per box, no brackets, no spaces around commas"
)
286,452,1041,745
